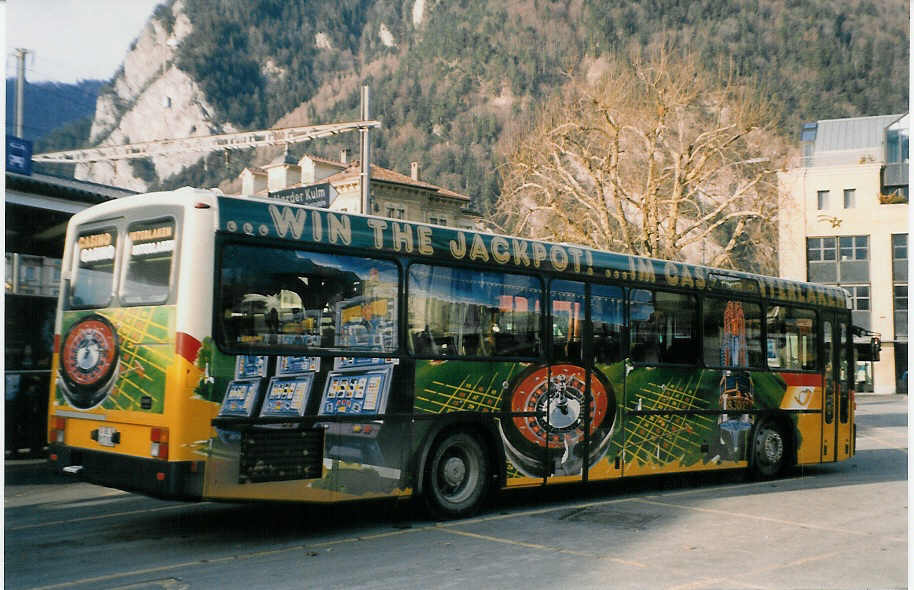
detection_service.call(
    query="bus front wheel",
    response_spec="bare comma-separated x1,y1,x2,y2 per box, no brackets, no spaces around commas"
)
424,431,489,519
751,419,789,479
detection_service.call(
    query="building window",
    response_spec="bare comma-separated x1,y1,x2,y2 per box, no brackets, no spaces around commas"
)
843,188,855,208
385,206,405,220
894,285,908,311
838,235,868,261
886,129,909,164
882,186,909,203
801,122,818,142
817,190,830,210
807,237,836,262
428,215,448,226
892,234,908,260
846,285,870,311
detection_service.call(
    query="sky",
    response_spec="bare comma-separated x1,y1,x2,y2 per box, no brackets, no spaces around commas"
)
6,0,164,84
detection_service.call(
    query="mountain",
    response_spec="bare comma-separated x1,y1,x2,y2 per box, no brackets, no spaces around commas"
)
57,0,909,209
5,79,102,142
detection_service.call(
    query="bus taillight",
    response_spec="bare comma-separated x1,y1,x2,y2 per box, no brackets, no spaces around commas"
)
150,428,169,460
50,417,66,443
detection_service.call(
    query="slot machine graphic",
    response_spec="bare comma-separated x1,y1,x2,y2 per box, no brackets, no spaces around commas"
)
259,374,315,419
258,356,320,420
217,355,269,418
317,358,394,466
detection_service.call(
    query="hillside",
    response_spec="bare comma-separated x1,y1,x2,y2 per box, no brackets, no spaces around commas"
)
60,0,909,209
5,79,102,142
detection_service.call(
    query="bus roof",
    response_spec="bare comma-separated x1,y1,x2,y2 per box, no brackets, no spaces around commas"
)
212,192,851,311
63,189,850,311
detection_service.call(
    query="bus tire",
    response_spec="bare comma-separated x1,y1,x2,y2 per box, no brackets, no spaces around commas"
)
424,431,489,519
751,419,789,479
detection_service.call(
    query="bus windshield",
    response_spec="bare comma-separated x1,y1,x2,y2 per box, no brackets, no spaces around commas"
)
69,228,117,308
121,219,176,305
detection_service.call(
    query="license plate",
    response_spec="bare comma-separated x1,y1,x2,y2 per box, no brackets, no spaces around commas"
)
98,426,118,447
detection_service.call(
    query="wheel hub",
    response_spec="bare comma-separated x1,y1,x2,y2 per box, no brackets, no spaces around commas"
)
442,456,467,488
763,431,783,463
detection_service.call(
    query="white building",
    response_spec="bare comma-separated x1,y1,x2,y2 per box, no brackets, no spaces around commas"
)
237,150,478,230
779,114,908,393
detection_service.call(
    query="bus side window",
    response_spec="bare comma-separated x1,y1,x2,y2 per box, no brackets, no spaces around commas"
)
702,297,764,368
550,280,585,364
630,289,658,363
630,289,697,364
407,264,542,359
766,305,817,371
591,284,625,365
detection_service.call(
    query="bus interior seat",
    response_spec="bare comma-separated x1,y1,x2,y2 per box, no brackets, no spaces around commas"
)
411,330,435,355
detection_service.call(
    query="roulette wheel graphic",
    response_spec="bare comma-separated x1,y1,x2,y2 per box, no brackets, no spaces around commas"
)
499,363,616,478
58,314,120,409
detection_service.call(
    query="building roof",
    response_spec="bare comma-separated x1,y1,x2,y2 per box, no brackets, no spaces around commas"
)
320,162,471,202
6,171,137,258
812,114,905,153
302,153,349,169
264,149,300,169
6,171,136,203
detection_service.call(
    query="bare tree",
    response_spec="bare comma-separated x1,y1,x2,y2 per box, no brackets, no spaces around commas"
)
495,48,790,273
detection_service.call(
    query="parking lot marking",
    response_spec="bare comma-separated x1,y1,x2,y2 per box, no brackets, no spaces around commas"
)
27,526,425,589
9,504,189,531
439,528,593,557
438,527,648,568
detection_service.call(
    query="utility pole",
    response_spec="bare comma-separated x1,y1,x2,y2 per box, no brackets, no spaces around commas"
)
15,48,29,138
360,85,371,214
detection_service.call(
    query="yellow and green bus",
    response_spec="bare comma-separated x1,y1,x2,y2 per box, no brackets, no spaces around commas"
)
48,187,857,518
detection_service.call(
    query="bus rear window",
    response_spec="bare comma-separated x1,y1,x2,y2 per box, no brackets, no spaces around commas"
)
69,229,117,308
121,219,175,305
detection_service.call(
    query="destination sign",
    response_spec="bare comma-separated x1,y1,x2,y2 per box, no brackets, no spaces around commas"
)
129,222,175,256
78,231,116,263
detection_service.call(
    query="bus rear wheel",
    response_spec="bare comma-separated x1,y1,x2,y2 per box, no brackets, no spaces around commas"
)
424,431,489,519
751,420,789,479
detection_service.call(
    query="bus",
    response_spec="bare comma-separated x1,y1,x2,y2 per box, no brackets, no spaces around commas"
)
48,187,858,518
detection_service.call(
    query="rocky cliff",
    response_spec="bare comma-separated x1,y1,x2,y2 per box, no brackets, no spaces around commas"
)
76,0,235,191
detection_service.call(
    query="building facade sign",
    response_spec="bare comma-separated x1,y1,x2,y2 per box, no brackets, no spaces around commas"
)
268,183,338,208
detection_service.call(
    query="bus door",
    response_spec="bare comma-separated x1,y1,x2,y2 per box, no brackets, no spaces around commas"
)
822,313,837,461
545,281,619,483
836,319,853,460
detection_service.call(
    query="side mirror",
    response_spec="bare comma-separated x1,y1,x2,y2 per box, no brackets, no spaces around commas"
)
855,337,881,362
